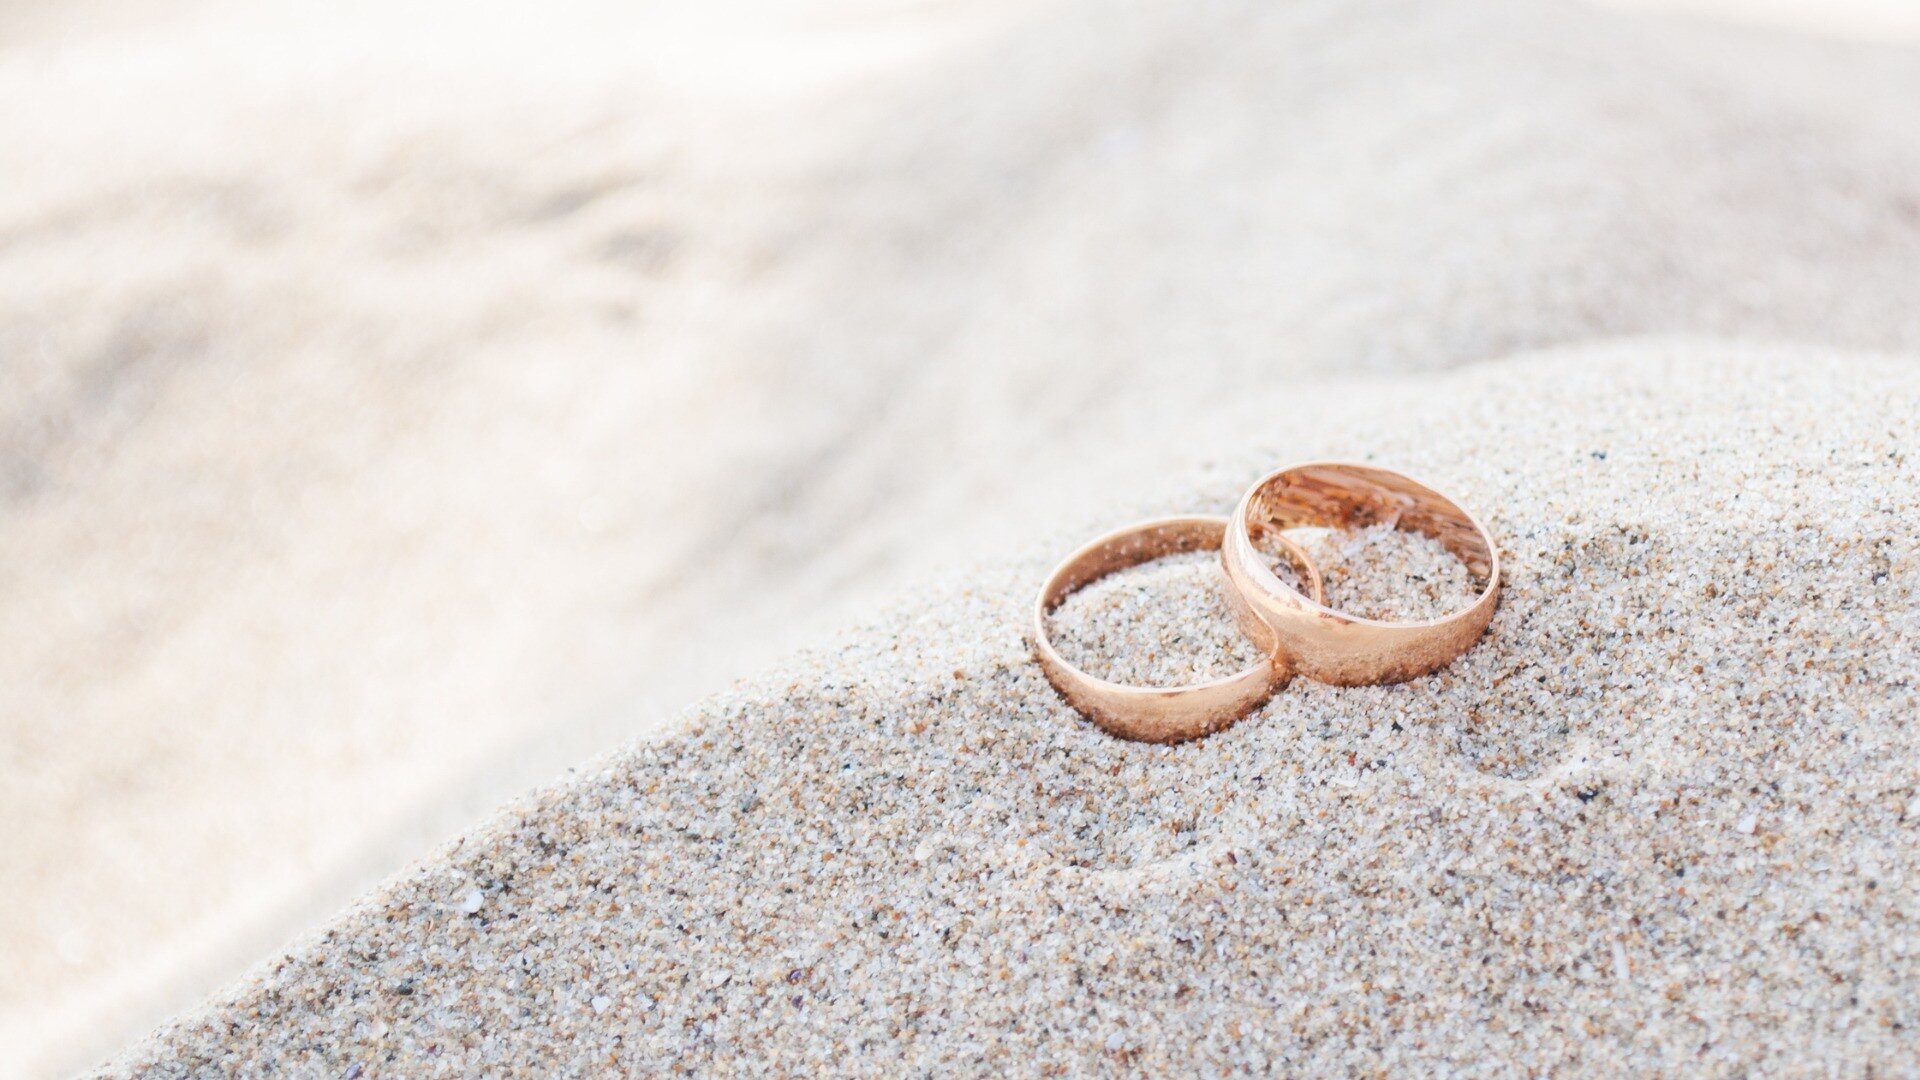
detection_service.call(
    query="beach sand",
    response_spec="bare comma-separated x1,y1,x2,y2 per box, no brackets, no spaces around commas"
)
99,344,1920,1074
6,0,1920,1073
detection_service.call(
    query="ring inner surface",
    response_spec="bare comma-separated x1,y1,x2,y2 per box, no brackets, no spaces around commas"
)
1041,519,1223,612
1247,467,1494,598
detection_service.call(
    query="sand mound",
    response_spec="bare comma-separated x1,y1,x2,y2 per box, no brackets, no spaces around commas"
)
102,343,1920,1074
10,0,1920,1070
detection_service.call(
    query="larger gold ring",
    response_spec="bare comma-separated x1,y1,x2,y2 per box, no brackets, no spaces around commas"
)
1033,515,1325,743
1222,462,1500,686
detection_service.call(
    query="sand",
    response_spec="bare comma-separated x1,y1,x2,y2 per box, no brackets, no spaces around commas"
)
1046,530,1473,687
97,344,1920,1075
1048,551,1266,687
9,0,1920,1073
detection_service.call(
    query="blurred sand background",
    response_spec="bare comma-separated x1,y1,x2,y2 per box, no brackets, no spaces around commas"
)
3,0,1919,1074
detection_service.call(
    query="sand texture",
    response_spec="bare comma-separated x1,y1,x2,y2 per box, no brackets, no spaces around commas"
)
100,345,1920,1075
9,0,1920,1072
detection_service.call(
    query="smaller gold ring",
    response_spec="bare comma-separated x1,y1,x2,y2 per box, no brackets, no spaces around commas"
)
1033,515,1326,743
1222,462,1500,687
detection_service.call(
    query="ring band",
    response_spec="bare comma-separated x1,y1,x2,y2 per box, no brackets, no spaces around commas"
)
1033,515,1326,743
1222,462,1500,686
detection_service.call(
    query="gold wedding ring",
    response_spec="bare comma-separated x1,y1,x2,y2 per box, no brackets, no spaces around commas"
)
1222,462,1500,686
1032,515,1325,743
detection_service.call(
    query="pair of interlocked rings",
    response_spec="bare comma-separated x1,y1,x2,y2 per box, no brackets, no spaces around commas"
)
1033,463,1500,743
